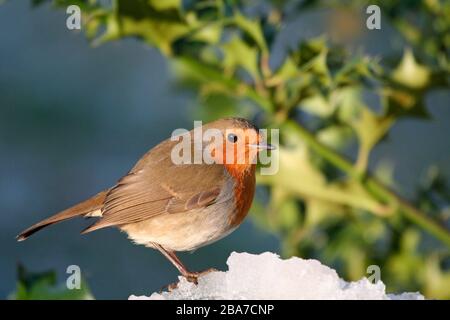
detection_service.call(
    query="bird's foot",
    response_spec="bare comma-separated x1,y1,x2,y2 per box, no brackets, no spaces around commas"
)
162,268,218,291
166,282,179,292
183,268,218,285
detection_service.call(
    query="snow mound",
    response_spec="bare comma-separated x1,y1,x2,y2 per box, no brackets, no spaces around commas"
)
129,252,424,300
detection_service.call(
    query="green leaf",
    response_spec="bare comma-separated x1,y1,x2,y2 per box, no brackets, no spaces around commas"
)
232,12,268,53
382,88,430,119
317,125,353,150
270,56,298,85
222,36,260,80
350,107,393,170
301,94,333,117
108,0,192,54
148,0,180,11
173,57,272,111
424,255,450,299
392,49,431,89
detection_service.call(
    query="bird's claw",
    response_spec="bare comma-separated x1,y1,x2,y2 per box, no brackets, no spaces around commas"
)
163,268,219,291
183,268,218,285
166,282,179,292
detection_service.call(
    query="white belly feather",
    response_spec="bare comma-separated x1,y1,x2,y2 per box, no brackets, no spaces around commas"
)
119,174,238,252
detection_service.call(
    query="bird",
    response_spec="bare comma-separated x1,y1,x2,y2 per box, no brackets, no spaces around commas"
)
17,118,274,283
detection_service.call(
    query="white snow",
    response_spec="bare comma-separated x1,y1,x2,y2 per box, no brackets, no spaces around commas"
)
129,252,424,300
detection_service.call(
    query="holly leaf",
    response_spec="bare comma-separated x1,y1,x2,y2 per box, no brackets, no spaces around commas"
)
350,107,393,170
222,36,260,80
392,49,431,90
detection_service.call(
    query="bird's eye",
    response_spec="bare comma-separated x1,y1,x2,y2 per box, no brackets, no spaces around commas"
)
227,133,238,143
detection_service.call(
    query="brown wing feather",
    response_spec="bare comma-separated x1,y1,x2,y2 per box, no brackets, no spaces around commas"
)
166,187,221,213
82,138,226,233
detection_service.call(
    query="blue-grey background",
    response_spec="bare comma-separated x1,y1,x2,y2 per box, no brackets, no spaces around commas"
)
1,2,448,299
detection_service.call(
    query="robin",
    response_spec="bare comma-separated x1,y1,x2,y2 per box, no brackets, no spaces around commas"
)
17,118,275,283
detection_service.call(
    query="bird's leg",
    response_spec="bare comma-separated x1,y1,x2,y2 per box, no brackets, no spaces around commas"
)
153,243,216,285
153,243,190,275
153,243,198,283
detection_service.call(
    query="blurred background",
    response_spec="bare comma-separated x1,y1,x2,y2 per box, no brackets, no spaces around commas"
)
1,0,449,299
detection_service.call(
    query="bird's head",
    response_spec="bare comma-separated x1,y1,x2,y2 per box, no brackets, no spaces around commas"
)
202,118,275,176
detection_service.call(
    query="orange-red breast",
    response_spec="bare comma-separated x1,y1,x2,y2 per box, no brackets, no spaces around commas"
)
17,118,274,282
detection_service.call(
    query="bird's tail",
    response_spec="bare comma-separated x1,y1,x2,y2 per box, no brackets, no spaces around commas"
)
16,190,109,241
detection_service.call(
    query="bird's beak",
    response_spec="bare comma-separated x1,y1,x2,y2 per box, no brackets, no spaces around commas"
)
248,143,276,150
